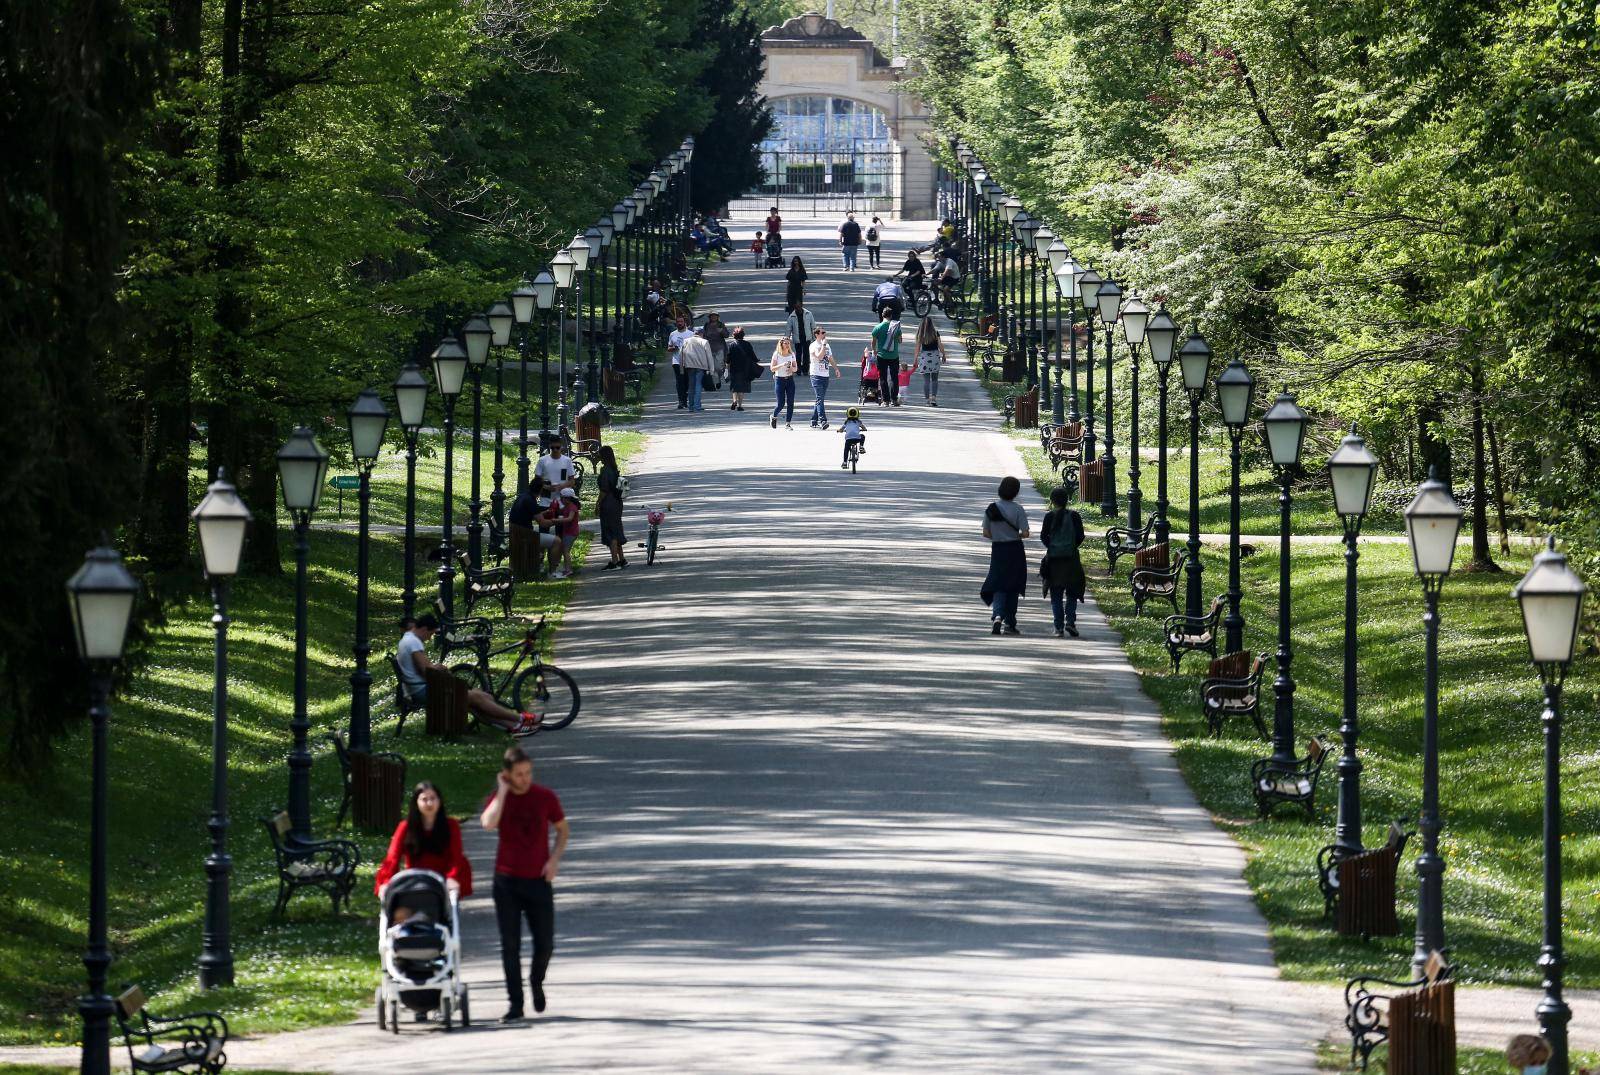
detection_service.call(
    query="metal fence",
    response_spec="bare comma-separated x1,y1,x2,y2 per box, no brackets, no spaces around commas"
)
726,147,898,219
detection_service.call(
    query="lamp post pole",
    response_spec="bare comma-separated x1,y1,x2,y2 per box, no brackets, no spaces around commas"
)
1262,389,1307,768
1121,295,1149,532
512,280,534,496
1078,268,1100,465
1178,333,1212,618
346,388,388,753
192,471,250,991
488,303,513,556
66,544,138,1075
466,361,485,569
276,425,327,840
557,291,568,435
1217,358,1255,654
1146,308,1178,547
1404,469,1463,979
1095,279,1122,517
432,337,467,619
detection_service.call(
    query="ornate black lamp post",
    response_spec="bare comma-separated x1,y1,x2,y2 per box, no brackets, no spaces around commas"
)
1013,211,1039,388
1045,235,1070,425
192,470,251,989
582,227,605,392
564,236,591,412
1403,468,1464,978
1001,195,1023,347
461,314,491,570
67,543,139,1075
393,362,429,625
1515,538,1587,1075
1029,223,1055,398
1094,277,1122,516
593,218,615,362
1325,425,1380,857
534,267,557,437
1261,387,1308,767
1146,307,1179,545
1076,266,1102,464
431,336,468,618
510,279,536,495
1178,333,1213,617
346,388,390,753
1216,357,1255,652
1058,255,1085,424
275,427,329,839
981,179,1003,319
1121,294,1150,530
608,202,630,343
486,302,514,555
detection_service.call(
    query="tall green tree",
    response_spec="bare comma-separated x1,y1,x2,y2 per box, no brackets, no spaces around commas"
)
688,0,774,213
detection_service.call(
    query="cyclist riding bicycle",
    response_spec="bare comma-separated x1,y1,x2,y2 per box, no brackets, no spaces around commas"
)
839,407,867,469
898,249,926,294
932,254,963,307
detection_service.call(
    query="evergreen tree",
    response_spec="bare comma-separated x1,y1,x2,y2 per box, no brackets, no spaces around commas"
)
688,0,774,213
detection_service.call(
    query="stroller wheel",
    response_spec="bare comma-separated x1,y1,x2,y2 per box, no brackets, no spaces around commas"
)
389,999,400,1035
442,996,453,1032
460,986,471,1028
377,989,387,1031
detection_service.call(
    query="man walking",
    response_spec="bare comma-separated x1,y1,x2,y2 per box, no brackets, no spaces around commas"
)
482,744,568,1022
838,212,863,271
678,329,716,412
871,312,903,407
666,316,694,410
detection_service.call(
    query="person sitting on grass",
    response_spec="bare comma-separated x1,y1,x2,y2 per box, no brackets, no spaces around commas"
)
397,615,540,734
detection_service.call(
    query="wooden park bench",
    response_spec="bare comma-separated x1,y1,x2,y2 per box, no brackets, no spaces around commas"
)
384,655,425,736
115,985,228,1074
1318,821,1411,938
1104,514,1158,571
1200,650,1268,737
1346,952,1455,1073
1080,458,1105,509
1250,736,1331,819
422,664,472,737
1162,594,1223,672
260,810,359,916
1044,421,1085,469
434,615,493,666
1005,385,1039,428
326,731,407,833
429,546,514,619
1130,544,1186,616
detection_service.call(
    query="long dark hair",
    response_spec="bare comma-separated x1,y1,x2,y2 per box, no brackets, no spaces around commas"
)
597,444,617,470
403,781,450,858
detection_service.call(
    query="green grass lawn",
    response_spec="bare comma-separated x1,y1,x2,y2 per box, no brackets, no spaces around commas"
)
0,356,667,1048
1315,1042,1600,1071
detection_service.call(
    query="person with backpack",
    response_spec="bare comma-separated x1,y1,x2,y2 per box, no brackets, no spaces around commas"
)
1039,487,1087,637
980,476,1030,636
870,312,902,407
838,212,863,271
866,216,884,267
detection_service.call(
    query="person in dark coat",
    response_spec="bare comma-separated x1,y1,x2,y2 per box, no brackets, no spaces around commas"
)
596,445,627,570
979,476,1030,635
725,327,761,411
1039,486,1087,637
785,256,808,312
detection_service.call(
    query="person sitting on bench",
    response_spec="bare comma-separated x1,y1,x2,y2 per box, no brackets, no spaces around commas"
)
399,616,540,733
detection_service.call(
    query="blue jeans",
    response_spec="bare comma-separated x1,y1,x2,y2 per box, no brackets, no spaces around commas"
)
990,591,1018,627
1049,588,1077,631
810,375,831,424
922,369,940,400
687,370,705,410
842,245,859,269
772,375,795,422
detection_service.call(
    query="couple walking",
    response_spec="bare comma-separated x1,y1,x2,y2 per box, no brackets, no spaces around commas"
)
981,481,1086,637
768,324,840,430
868,313,948,407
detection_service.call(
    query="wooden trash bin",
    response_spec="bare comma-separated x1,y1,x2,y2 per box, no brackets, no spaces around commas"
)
575,409,603,448
1000,345,1024,383
423,665,470,737
350,749,407,832
1080,458,1105,505
1012,386,1039,429
603,369,627,405
509,523,542,581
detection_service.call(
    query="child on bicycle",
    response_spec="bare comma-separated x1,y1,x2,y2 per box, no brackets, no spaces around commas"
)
839,406,867,469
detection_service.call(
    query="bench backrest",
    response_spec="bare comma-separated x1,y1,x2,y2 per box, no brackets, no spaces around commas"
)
326,731,351,774
1134,542,1170,570
1207,649,1252,680
1386,979,1455,1075
1306,737,1327,765
1054,422,1083,443
116,985,147,1020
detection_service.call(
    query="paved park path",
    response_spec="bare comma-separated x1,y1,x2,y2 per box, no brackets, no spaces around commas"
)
211,218,1324,1071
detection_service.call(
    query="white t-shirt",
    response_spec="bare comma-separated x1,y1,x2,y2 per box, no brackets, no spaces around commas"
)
667,328,695,365
535,454,573,506
396,632,427,691
809,341,834,377
770,346,798,378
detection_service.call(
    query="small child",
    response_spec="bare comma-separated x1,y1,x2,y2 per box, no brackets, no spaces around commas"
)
839,407,867,468
751,232,765,264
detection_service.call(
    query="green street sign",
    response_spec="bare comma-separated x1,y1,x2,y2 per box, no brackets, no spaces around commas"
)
329,475,361,490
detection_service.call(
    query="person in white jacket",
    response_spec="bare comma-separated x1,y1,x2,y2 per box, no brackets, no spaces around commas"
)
678,330,716,412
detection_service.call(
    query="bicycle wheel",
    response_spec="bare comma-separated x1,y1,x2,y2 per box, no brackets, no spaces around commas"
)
912,290,932,318
850,445,858,474
449,663,490,695
646,528,659,565
512,664,580,731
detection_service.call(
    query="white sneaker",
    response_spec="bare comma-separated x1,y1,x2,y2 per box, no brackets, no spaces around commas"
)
551,568,570,579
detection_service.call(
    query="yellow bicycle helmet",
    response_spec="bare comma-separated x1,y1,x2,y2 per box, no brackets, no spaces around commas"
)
846,407,861,420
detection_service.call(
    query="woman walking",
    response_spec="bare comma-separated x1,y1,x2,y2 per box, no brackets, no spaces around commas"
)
375,782,473,906
808,327,841,429
596,445,627,570
703,312,730,378
768,336,799,429
979,476,1030,635
913,317,948,405
787,301,817,376
1039,487,1086,637
725,326,760,411
785,256,808,313
866,216,884,268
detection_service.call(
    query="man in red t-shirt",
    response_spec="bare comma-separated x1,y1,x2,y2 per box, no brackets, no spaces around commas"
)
480,745,568,1022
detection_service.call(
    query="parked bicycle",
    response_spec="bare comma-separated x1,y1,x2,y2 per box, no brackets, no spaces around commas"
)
449,615,580,732
639,503,673,565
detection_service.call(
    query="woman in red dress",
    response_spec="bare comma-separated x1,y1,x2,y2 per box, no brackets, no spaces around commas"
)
375,781,473,908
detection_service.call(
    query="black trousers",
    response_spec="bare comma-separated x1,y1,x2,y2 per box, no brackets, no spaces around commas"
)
878,357,900,404
493,874,554,1009
673,364,688,407
867,245,881,267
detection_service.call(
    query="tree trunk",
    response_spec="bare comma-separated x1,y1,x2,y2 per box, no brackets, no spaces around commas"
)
1486,422,1511,556
1465,362,1499,572
1418,400,1451,490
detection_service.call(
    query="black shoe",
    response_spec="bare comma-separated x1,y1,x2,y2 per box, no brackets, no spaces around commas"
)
991,620,1002,636
677,403,687,410
1066,625,1080,638
770,415,777,429
500,1008,526,1024
533,984,547,1013
1054,628,1065,638
1003,624,1021,636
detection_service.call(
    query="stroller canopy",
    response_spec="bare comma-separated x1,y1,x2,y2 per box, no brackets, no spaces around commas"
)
384,869,450,924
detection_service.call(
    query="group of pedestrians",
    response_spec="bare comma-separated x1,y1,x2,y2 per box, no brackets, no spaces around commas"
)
980,480,1086,638
835,211,884,270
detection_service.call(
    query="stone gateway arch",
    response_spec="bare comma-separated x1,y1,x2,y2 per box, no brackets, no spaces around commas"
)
751,12,938,219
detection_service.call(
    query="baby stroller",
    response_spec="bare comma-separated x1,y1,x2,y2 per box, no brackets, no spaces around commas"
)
858,350,882,405
764,233,784,268
376,869,469,1033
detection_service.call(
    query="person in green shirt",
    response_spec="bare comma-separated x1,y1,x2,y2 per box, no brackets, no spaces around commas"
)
870,314,903,407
